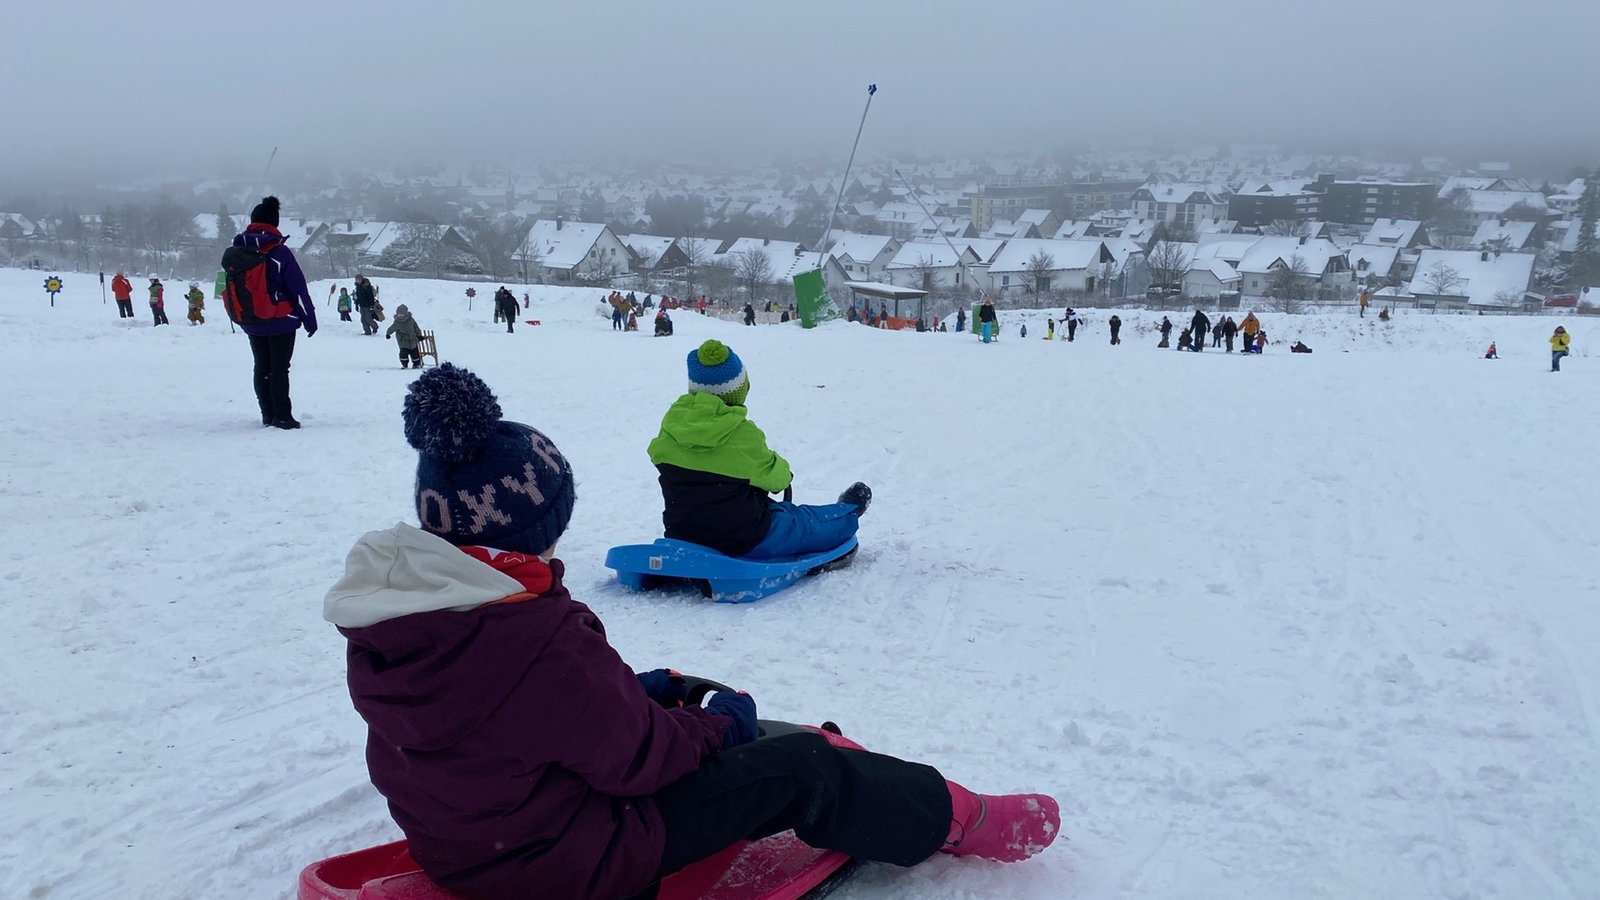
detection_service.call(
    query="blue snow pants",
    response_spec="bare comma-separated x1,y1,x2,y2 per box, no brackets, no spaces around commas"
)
745,501,860,559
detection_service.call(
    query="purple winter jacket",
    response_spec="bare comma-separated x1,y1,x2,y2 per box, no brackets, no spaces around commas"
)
326,524,730,900
231,223,318,337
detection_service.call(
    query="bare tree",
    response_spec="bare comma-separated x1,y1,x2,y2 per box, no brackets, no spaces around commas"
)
516,228,545,284
909,253,940,291
680,237,708,301
1428,188,1474,243
143,198,196,254
1266,253,1311,313
1266,218,1311,237
1420,260,1464,298
1145,240,1192,303
461,216,526,280
733,247,774,304
1024,250,1056,294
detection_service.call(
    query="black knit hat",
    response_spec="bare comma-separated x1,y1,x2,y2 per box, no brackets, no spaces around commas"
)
402,364,575,557
250,196,281,227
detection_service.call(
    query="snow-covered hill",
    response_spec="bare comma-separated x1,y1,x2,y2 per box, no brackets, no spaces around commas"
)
4,268,1597,899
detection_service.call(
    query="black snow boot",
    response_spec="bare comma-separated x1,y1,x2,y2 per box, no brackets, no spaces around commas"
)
838,482,872,516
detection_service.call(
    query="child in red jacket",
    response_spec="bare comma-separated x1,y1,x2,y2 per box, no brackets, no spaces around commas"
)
325,364,1059,900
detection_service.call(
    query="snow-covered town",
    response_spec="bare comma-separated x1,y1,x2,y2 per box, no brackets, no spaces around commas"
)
5,154,1598,320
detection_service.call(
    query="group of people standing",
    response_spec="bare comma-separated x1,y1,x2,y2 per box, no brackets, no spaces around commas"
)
1157,310,1265,353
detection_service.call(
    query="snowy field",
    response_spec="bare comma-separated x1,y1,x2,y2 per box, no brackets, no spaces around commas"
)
4,266,1598,900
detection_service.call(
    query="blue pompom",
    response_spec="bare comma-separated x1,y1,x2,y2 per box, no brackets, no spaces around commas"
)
402,363,504,464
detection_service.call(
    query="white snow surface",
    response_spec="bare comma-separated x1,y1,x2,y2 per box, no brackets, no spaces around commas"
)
5,269,1600,900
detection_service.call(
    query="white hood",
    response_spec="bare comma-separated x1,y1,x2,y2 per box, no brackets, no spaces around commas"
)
323,522,523,629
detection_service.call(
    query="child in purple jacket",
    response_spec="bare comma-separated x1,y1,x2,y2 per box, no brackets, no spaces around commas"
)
324,364,1059,900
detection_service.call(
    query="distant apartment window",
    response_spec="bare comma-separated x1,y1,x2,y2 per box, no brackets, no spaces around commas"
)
1002,275,1011,287
589,249,596,258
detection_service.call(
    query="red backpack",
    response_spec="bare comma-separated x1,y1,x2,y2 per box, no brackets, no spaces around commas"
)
221,242,293,325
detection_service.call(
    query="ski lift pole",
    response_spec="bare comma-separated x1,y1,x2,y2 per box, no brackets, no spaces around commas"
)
816,84,876,269
894,167,972,316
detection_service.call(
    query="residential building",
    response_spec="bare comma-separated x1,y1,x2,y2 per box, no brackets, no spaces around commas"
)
1227,180,1323,228
1130,183,1231,230
1314,176,1437,225
985,238,1113,294
516,219,632,283
1406,249,1536,310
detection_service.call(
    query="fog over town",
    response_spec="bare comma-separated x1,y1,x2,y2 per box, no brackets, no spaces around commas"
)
2,0,1598,313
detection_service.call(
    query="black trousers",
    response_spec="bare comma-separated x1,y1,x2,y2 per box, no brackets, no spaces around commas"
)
249,331,297,421
116,299,134,317
399,347,422,367
651,731,949,885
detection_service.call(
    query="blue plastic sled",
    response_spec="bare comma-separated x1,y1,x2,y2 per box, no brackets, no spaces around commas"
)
604,537,858,603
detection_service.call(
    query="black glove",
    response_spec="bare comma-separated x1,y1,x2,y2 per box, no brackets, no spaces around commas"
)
636,668,687,708
705,691,758,750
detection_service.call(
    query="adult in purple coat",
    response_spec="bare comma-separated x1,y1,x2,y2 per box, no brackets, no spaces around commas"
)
230,196,317,428
324,364,1060,900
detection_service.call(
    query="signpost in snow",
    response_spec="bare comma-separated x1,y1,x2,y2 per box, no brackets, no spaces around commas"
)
44,275,63,307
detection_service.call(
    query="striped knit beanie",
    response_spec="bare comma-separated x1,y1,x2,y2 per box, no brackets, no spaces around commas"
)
687,339,749,406
403,363,575,557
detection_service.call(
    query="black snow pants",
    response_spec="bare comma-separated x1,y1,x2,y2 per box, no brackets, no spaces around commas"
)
648,730,949,890
249,331,297,423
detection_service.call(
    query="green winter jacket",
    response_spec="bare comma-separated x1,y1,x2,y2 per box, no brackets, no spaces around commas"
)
385,312,423,349
647,392,791,491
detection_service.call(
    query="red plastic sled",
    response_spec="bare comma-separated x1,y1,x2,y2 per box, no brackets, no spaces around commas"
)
299,725,861,900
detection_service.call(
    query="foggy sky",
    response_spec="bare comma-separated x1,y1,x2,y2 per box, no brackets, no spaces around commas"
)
4,0,1598,187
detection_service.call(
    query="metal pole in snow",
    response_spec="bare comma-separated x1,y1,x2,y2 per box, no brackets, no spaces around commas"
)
816,84,877,270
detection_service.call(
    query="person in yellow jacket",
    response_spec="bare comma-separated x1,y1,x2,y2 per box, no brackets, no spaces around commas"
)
1240,311,1261,345
1550,325,1571,372
185,282,206,324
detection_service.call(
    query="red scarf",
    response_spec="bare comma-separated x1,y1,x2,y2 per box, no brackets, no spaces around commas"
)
458,546,555,597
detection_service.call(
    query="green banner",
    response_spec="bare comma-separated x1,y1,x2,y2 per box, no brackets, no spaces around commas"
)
793,268,840,329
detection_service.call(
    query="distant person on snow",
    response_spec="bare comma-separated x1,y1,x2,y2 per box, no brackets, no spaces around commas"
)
654,309,673,336
1045,317,1055,340
112,270,134,318
1550,326,1570,372
185,282,206,324
648,340,871,560
1189,309,1210,352
148,276,169,326
978,296,998,343
228,197,318,429
354,276,379,335
1484,341,1498,359
1064,307,1079,341
324,363,1060,900
385,304,424,369
742,303,756,326
1239,311,1261,348
1109,314,1122,345
955,306,966,334
1157,316,1172,348
1222,316,1238,352
495,286,519,334
1178,327,1192,351
336,287,353,322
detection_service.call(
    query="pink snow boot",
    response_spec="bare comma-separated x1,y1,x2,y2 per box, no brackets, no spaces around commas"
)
940,779,1060,862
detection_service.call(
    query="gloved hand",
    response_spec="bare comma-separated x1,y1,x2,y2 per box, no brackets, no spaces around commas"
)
636,668,687,708
705,690,758,750
386,333,392,339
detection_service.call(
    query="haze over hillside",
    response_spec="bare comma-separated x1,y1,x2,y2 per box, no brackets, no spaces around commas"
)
2,0,1596,187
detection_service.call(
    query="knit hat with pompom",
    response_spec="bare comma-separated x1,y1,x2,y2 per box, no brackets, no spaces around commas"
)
686,339,749,406
402,363,574,556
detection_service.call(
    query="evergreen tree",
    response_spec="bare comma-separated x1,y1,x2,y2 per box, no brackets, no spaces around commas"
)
1575,170,1598,286
216,202,233,244
100,205,122,245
